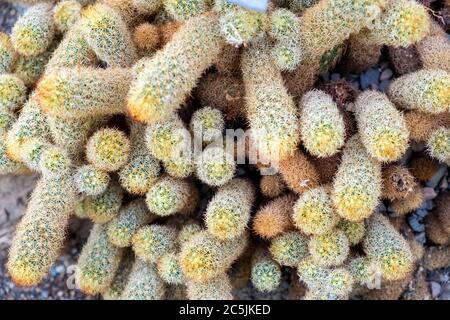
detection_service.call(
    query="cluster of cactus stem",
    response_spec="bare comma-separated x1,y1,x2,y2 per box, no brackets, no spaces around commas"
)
1,0,449,301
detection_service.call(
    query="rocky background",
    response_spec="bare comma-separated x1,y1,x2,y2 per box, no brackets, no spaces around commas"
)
0,0,449,300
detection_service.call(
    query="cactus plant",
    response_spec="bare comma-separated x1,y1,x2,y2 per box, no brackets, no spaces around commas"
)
186,274,233,300
84,183,124,224
0,32,17,73
259,174,286,199
132,224,177,263
195,145,235,187
250,249,282,292
73,164,110,196
53,0,82,33
337,220,365,246
308,230,350,267
156,252,184,285
269,231,309,267
164,0,211,21
0,74,27,112
190,107,224,144
427,127,450,163
278,150,320,194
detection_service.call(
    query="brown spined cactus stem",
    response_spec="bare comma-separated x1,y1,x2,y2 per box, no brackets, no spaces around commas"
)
127,14,225,124
381,165,417,201
423,245,450,271
7,175,77,287
36,67,131,119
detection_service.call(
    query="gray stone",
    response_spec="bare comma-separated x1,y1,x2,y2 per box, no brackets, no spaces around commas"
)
440,178,448,190
426,200,434,210
408,215,425,232
379,79,391,92
415,232,426,244
376,202,387,213
380,69,394,81
321,72,330,81
360,68,380,90
430,282,442,298
423,187,438,200
236,167,246,176
415,209,428,218
331,73,341,81
426,165,448,189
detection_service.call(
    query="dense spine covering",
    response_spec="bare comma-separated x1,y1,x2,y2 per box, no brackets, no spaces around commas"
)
332,135,382,222
189,107,224,144
37,67,131,119
363,214,413,281
427,127,450,163
250,249,281,292
73,164,110,196
53,0,82,33
107,199,155,247
381,165,417,201
11,3,55,56
355,91,409,162
121,258,166,300
133,0,163,15
127,14,225,123
84,183,123,224
252,194,296,239
164,0,211,21
278,150,319,194
308,230,350,267
179,230,248,282
86,128,131,172
390,186,424,216
7,176,77,286
76,223,124,294
132,224,177,263
241,41,300,162
269,231,309,267
417,35,450,73
292,186,339,236
0,32,17,73
300,90,345,157
259,174,285,199
14,43,55,87
157,252,184,285
195,145,236,187
337,220,365,246
145,176,198,216
388,69,450,114
103,251,134,300
0,74,27,112
186,275,233,300
205,178,255,240
80,3,137,67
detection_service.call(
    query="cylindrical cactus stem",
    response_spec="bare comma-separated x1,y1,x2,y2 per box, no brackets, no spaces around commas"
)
404,110,450,142
363,214,414,281
195,144,236,187
297,256,330,289
164,0,212,22
145,176,199,216
11,3,55,57
5,94,51,162
300,90,345,157
427,127,450,164
107,199,156,248
348,256,382,288
259,174,286,199
127,14,225,124
121,258,166,300
73,164,110,196
0,139,29,175
417,35,450,73
132,22,161,57
278,149,320,194
308,229,350,267
84,183,124,224
7,176,77,286
157,252,185,285
250,248,282,293
186,274,233,300
103,250,134,300
86,128,131,172
133,0,163,15
355,91,409,162
76,223,124,295
53,0,82,33
190,106,225,145
205,178,255,240
337,220,366,246
387,69,450,114
0,74,27,112
252,193,296,240
80,3,137,67
381,165,417,201
332,135,382,222
179,230,248,282
241,41,300,163
0,109,15,136
0,32,17,73
436,191,450,234
269,231,309,267
339,31,382,74
390,186,424,216
132,224,177,263
292,186,339,236
36,67,131,119
177,220,202,245
38,145,72,178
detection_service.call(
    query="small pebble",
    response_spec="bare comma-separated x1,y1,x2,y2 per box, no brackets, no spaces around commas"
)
408,215,425,233
379,79,391,92
376,202,387,213
430,282,442,298
360,68,380,90
415,209,428,218
426,200,434,210
423,187,438,200
380,69,393,81
440,178,448,190
321,72,330,81
331,73,341,81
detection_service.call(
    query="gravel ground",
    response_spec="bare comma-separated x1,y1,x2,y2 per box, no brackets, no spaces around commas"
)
0,0,449,300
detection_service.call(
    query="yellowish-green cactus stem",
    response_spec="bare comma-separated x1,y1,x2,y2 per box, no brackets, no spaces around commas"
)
427,127,450,164
37,67,131,119
119,153,160,195
86,128,131,172
0,138,30,175
314,267,354,300
337,220,366,246
39,145,72,178
53,0,82,33
132,224,177,263
0,32,17,73
292,186,339,236
297,256,329,288
164,0,212,22
269,231,309,267
177,220,202,245
0,110,15,137
309,229,350,267
363,214,413,281
11,3,55,57
121,258,166,300
288,0,318,13
107,199,156,248
348,256,381,288
76,223,124,295
179,230,248,282
145,176,199,216
195,145,236,187
73,164,110,196
103,250,134,300
7,176,77,286
205,178,255,240
332,135,382,222
190,106,224,144
241,40,300,163
300,90,345,157
84,183,124,224
186,274,233,300
251,248,282,293
388,69,450,114
157,252,185,285
355,91,409,162
14,42,55,87
0,74,27,112
80,3,137,67
127,14,225,123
